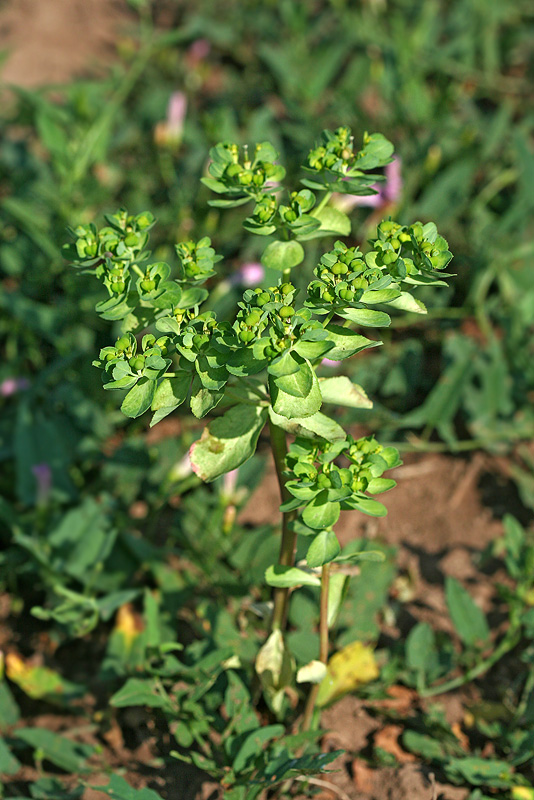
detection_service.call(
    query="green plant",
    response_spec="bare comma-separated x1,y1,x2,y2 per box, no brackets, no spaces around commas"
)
65,125,452,789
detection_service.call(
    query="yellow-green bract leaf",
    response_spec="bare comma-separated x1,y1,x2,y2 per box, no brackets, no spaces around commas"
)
339,307,391,327
255,630,295,692
269,362,322,419
387,292,427,314
121,378,156,418
150,373,191,426
261,240,304,271
298,206,351,240
190,404,267,482
359,288,401,305
319,376,372,409
302,494,340,530
316,641,379,707
296,660,328,684
327,573,349,628
268,407,346,441
306,529,341,567
273,354,313,397
265,565,321,588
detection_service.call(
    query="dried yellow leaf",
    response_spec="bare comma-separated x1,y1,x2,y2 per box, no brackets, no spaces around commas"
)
316,640,379,707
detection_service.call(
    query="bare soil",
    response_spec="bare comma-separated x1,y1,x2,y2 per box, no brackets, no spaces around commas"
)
0,0,133,88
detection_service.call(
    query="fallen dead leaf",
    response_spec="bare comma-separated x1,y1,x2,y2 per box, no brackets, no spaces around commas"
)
452,721,469,751
374,724,416,763
352,757,375,793
369,684,417,714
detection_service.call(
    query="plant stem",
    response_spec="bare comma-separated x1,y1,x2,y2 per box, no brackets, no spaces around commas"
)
268,417,297,633
420,626,521,698
315,191,333,214
302,563,331,731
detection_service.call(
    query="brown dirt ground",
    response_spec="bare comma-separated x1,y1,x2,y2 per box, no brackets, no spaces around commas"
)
0,0,134,88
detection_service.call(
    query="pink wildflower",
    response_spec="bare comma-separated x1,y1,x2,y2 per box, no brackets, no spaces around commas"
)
187,39,211,66
154,91,187,148
1,377,30,397
321,358,342,368
231,262,265,287
332,156,402,213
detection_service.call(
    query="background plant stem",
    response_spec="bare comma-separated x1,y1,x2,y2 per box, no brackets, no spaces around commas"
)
268,417,297,633
302,563,331,731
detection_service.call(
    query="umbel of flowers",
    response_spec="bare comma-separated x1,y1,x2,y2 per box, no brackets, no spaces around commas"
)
66,126,452,723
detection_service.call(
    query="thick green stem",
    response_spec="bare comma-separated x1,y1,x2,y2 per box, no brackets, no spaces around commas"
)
302,563,331,731
268,417,297,633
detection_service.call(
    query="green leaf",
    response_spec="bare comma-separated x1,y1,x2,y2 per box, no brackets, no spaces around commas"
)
302,493,340,530
261,240,304,271
293,339,334,360
150,373,191,426
15,728,94,773
232,725,285,774
339,307,391,327
324,324,380,360
346,497,387,516
298,206,351,240
27,777,84,799
406,622,437,674
445,757,513,789
333,550,385,564
445,577,490,646
120,378,156,418
0,735,21,775
306,530,341,568
319,376,372,409
110,678,175,712
0,682,20,730
403,731,445,761
265,565,321,588
366,477,396,494
227,347,268,376
190,405,267,482
90,775,164,800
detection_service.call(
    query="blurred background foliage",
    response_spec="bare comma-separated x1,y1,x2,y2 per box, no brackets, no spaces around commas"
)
1,0,534,674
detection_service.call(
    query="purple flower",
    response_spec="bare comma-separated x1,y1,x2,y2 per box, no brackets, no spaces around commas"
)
332,156,402,213
231,262,265,287
0,377,30,397
32,463,52,506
